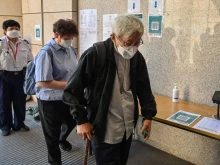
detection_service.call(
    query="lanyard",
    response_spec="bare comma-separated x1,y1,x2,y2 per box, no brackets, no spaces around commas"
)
8,42,18,60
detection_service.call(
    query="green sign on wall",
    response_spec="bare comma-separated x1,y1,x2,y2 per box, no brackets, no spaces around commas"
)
148,15,162,37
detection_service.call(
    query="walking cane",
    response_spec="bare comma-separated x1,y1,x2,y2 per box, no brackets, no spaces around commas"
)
83,138,90,165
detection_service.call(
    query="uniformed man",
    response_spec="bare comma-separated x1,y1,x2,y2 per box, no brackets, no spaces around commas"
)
0,20,33,136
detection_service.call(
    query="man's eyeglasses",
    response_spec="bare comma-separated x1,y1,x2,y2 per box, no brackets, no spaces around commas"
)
115,34,143,47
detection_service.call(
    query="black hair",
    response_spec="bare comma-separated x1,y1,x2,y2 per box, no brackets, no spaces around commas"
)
2,20,20,30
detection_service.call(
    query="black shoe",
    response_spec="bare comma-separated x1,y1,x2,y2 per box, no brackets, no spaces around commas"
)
13,125,30,132
2,130,10,136
20,125,30,132
59,140,72,152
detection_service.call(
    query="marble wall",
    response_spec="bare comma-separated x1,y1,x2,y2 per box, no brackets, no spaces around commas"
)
0,0,22,36
136,117,220,165
79,0,220,107
21,0,78,56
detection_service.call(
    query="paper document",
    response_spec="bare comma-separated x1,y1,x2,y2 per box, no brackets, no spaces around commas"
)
79,29,97,56
167,110,201,126
80,9,97,29
79,9,97,55
103,14,118,40
193,117,220,135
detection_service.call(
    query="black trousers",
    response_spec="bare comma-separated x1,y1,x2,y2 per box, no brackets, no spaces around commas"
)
0,71,26,131
37,99,76,165
91,133,132,165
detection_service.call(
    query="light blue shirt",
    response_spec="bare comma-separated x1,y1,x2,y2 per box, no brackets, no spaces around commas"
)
35,39,78,101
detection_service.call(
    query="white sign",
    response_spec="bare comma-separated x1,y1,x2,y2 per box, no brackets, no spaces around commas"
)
103,14,118,40
148,0,164,15
35,25,41,41
193,117,220,135
128,0,140,13
79,9,97,55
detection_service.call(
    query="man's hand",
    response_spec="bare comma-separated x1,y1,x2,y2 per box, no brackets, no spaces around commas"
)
76,122,93,141
140,120,152,140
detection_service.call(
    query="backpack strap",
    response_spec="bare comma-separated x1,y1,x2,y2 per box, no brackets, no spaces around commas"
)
93,41,106,71
72,47,78,58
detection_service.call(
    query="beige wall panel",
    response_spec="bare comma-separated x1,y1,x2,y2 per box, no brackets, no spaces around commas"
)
172,0,182,12
43,0,77,12
192,10,208,18
209,9,220,23
31,44,42,57
164,0,174,12
209,0,220,11
43,12,77,47
207,22,217,35
0,0,22,16
23,14,42,45
72,37,78,49
192,0,209,11
0,16,23,37
22,0,41,14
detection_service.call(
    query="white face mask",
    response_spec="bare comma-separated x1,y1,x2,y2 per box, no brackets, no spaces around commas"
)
60,39,72,48
117,45,138,59
6,30,19,38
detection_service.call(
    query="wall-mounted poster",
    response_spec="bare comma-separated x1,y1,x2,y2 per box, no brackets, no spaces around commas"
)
148,0,164,38
128,0,140,13
35,25,41,41
80,9,97,55
148,0,164,15
103,14,118,40
148,15,162,37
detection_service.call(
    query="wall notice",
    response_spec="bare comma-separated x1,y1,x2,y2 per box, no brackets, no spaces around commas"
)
35,25,41,41
103,14,118,40
148,0,164,15
80,9,97,55
148,15,162,37
128,0,140,13
148,0,164,37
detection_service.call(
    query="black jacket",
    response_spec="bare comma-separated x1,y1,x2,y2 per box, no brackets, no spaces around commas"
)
63,38,157,140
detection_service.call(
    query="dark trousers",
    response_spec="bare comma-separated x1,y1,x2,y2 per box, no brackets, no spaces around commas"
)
91,133,132,165
0,71,26,131
37,99,76,165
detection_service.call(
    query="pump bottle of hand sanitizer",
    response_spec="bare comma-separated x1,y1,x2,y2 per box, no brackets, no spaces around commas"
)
172,83,179,102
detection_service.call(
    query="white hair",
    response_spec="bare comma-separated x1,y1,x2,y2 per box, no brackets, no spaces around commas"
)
111,14,144,38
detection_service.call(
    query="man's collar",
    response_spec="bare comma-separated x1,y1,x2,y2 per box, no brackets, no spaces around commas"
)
5,36,21,44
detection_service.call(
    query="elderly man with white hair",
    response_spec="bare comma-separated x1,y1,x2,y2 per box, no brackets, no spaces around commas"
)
63,14,157,165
